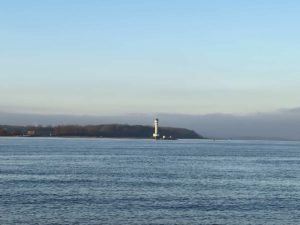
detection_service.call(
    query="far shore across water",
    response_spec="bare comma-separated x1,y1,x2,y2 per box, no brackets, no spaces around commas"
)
0,124,202,139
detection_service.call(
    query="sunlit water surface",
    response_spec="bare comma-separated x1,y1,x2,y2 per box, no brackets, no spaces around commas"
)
1,137,300,224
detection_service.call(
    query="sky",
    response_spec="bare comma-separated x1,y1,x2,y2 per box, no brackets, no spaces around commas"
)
1,0,300,116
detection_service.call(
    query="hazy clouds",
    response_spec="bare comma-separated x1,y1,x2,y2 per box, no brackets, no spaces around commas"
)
1,107,300,140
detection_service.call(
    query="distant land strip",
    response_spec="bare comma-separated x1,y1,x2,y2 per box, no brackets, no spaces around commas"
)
0,124,202,139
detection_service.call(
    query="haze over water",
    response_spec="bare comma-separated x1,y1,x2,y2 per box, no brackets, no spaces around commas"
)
1,138,300,224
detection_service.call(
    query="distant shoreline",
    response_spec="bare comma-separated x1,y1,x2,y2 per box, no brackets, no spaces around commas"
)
2,135,300,143
0,124,203,139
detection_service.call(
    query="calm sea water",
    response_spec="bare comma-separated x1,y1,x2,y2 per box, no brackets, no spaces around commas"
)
0,137,300,225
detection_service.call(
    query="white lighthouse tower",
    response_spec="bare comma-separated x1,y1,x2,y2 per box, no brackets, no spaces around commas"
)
153,118,159,140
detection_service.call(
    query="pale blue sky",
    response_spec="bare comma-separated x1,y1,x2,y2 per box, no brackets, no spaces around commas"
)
1,0,299,115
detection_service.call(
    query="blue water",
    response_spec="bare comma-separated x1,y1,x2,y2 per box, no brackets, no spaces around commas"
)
1,138,300,225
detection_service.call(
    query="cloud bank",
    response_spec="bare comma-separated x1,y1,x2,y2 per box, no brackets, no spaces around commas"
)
1,108,300,140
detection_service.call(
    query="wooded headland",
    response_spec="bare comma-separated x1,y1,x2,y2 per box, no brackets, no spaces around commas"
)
0,124,202,139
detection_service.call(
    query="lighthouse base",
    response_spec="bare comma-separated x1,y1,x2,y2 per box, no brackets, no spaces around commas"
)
153,134,159,140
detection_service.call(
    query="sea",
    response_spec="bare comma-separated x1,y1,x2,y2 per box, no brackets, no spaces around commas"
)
0,137,300,225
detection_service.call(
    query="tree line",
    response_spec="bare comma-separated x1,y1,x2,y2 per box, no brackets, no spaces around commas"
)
0,124,202,139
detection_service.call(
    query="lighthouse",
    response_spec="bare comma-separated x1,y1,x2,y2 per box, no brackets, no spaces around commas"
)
153,118,159,140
